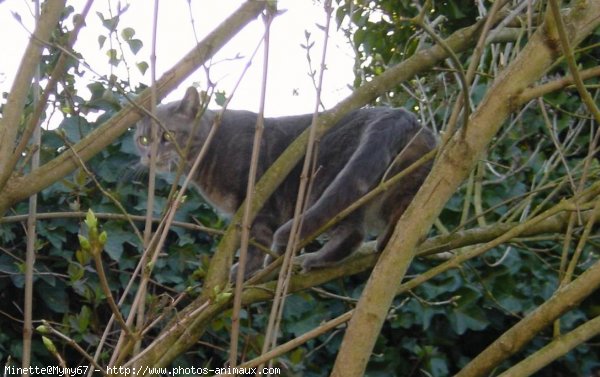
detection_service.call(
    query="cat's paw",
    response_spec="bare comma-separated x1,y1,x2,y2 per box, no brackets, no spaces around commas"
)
299,251,338,273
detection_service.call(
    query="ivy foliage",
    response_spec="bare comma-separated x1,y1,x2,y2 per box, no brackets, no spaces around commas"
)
332,0,600,375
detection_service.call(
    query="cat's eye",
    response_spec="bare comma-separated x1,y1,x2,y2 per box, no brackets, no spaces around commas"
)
138,136,150,146
162,131,175,142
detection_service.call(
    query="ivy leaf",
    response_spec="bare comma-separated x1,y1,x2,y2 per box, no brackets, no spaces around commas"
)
137,61,149,75
214,91,227,107
102,221,139,262
97,12,119,32
121,27,135,40
58,115,91,143
127,39,143,55
37,281,69,314
98,35,106,49
107,48,120,66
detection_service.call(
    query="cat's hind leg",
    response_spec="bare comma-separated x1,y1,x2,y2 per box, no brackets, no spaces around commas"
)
273,111,417,253
300,216,365,272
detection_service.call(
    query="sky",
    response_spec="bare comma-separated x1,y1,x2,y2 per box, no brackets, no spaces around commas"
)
0,0,354,120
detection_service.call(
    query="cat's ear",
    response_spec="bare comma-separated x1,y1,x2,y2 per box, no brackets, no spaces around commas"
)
177,87,200,119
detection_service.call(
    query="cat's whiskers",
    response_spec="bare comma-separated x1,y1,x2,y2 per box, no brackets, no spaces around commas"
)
117,162,148,188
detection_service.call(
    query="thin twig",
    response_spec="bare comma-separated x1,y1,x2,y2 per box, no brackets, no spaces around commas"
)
230,8,274,367
548,0,600,124
90,234,134,338
23,3,43,373
261,0,334,364
0,211,219,233
219,311,353,376
134,0,161,360
8,0,94,181
42,321,108,375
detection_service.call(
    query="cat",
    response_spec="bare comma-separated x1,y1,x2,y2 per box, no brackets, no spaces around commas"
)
135,87,436,280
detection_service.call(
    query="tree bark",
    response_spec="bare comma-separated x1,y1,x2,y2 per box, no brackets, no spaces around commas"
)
119,14,502,371
0,0,266,216
458,255,600,377
330,2,600,376
202,11,500,295
0,1,66,188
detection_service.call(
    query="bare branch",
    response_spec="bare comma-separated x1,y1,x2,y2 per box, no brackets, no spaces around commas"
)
331,3,600,375
0,0,66,188
0,0,267,216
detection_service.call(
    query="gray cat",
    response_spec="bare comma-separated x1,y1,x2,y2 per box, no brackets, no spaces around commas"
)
135,87,436,279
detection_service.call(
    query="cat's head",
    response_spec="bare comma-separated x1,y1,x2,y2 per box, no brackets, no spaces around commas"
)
134,87,200,172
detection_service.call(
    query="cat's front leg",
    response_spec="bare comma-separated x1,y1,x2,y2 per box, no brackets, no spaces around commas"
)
229,217,275,282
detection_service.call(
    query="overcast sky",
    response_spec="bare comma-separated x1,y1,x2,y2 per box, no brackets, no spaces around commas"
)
0,0,354,119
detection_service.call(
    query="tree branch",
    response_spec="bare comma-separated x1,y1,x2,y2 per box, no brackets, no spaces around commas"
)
457,245,600,376
123,13,505,371
202,5,505,298
330,2,600,376
497,313,600,376
0,0,66,188
0,0,266,216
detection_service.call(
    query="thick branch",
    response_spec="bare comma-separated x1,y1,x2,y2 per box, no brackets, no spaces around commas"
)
203,8,504,295
458,256,600,377
497,314,600,376
331,3,600,376
239,206,597,305
126,13,501,371
0,1,66,188
0,0,266,216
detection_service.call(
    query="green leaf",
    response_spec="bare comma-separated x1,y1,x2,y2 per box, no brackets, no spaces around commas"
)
58,114,92,143
36,325,50,335
428,354,449,376
77,306,92,332
68,262,85,282
102,221,139,262
75,248,91,265
98,35,106,49
37,221,66,251
214,91,227,107
127,39,143,54
449,304,488,335
290,348,305,365
107,48,120,66
38,281,69,313
121,27,135,40
98,230,108,246
78,234,91,252
84,209,97,230
97,12,119,32
42,336,57,353
137,61,149,75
